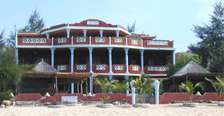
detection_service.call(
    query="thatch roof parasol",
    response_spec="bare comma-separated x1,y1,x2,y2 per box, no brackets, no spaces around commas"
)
23,59,97,79
33,59,56,73
172,61,210,77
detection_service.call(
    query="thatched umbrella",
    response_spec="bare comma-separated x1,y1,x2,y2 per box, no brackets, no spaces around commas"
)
170,61,211,92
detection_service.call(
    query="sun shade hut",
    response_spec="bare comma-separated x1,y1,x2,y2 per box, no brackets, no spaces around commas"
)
166,61,220,92
22,59,97,94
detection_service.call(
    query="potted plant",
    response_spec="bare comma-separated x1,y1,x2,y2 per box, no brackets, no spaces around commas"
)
95,77,113,108
179,81,202,107
132,74,153,107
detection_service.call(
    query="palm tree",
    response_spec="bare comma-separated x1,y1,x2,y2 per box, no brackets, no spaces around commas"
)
95,77,110,93
206,76,224,99
111,80,127,93
179,81,202,102
132,74,153,103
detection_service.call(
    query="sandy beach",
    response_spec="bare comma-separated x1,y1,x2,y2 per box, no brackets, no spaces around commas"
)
0,104,223,116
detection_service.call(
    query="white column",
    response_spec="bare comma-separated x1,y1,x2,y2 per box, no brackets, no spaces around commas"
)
100,30,103,37
173,51,176,65
88,48,93,73
83,29,87,37
66,29,70,38
131,87,136,105
51,48,55,67
116,30,119,37
15,48,19,64
70,48,75,72
108,48,112,74
154,80,160,104
55,76,58,93
140,49,144,73
71,82,74,94
125,75,129,95
89,48,93,95
46,33,49,39
109,75,113,93
89,75,93,95
125,48,129,73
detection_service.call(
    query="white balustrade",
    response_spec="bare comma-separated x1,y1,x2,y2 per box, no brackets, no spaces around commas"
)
57,65,67,71
114,37,123,43
130,65,140,71
147,66,167,71
131,39,140,45
95,37,105,43
76,37,87,43
22,38,47,43
96,64,107,70
147,40,168,46
76,64,87,70
114,65,125,71
57,37,67,43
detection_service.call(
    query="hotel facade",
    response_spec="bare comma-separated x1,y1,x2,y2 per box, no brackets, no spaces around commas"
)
16,19,175,94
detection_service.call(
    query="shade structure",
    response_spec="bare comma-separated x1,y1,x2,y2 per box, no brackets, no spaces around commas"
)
172,61,210,77
23,59,97,79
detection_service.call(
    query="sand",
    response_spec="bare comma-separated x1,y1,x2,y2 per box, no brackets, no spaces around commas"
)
0,104,223,116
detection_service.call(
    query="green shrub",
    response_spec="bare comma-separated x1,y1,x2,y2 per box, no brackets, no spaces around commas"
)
0,90,13,103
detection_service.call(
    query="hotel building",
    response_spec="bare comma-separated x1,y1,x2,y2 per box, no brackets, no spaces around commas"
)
16,19,175,94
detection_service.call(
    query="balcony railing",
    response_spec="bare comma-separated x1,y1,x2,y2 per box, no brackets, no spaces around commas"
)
143,40,173,48
91,37,109,45
93,64,109,73
111,37,125,45
112,64,126,73
18,37,52,46
129,65,141,74
74,64,89,72
17,36,173,49
54,37,71,45
73,37,90,44
144,66,168,74
127,38,141,46
56,65,70,72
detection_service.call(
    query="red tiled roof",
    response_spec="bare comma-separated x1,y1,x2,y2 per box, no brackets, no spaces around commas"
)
17,33,45,38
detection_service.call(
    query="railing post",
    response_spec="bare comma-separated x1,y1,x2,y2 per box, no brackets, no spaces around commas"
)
51,48,55,67
70,48,75,72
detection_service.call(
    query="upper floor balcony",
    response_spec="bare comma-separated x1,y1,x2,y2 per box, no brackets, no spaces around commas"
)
17,36,173,49
55,64,168,75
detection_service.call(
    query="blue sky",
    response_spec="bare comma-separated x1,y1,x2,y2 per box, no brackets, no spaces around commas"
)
0,0,217,52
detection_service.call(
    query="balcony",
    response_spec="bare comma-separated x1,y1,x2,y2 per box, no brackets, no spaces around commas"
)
129,65,141,74
91,37,109,45
18,37,52,46
56,65,70,72
111,37,125,45
143,40,173,48
93,64,109,73
127,38,141,47
112,64,126,73
73,37,90,44
54,37,71,45
144,66,168,74
74,64,89,72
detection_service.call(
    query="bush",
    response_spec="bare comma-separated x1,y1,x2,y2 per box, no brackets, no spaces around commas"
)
0,90,13,103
